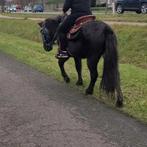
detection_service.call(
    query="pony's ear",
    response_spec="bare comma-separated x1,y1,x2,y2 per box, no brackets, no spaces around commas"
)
38,21,43,27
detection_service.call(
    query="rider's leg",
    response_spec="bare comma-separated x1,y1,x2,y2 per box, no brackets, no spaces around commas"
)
56,15,79,59
56,33,69,58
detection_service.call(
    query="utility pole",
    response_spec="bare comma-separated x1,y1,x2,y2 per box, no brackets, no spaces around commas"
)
112,0,116,14
105,0,116,15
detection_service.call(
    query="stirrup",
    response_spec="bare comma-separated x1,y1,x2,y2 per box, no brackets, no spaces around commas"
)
55,50,69,59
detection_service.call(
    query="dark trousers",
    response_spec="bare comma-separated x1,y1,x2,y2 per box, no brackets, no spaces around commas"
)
58,13,88,50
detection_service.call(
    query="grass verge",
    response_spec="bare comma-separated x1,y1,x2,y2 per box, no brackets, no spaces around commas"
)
2,12,147,23
0,19,147,123
97,13,147,23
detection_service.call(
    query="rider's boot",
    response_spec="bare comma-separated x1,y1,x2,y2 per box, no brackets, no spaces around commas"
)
55,49,69,59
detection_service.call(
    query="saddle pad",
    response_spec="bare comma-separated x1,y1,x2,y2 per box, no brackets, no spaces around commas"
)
69,15,96,34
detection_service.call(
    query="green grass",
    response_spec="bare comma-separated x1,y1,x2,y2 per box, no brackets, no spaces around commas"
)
0,19,146,68
0,19,147,123
0,19,40,42
113,25,147,69
97,13,147,23
1,12,58,19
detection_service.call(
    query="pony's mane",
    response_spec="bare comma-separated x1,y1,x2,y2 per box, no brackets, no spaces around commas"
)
45,15,63,24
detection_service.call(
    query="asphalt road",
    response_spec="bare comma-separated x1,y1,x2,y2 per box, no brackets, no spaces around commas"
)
0,52,147,147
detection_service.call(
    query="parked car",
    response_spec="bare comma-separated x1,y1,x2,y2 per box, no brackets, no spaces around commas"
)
16,5,21,12
116,0,147,14
24,6,32,12
6,5,22,13
7,5,16,12
32,4,44,12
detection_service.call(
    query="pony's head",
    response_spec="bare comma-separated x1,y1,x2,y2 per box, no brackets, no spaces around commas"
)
38,16,63,52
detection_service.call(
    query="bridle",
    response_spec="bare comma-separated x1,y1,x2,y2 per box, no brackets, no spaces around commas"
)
40,15,67,51
40,23,52,51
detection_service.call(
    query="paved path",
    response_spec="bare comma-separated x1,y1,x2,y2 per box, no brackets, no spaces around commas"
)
0,52,147,147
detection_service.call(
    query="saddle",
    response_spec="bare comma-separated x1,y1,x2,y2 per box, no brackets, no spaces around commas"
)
67,15,96,40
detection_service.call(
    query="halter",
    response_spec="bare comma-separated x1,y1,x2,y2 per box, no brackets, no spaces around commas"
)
40,23,52,51
40,15,66,51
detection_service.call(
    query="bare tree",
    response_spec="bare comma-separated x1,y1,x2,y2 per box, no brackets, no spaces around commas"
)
0,0,5,13
12,0,36,7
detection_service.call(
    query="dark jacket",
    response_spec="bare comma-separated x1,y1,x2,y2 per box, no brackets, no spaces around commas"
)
63,0,92,15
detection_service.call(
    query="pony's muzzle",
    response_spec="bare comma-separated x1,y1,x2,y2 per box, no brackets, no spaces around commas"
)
43,43,52,52
40,28,53,52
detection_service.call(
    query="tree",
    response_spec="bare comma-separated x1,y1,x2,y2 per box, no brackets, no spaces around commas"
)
48,0,63,4
12,0,36,7
47,0,63,10
0,0,5,12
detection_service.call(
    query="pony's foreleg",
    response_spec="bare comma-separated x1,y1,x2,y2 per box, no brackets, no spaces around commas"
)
86,57,99,95
58,58,70,83
74,57,83,86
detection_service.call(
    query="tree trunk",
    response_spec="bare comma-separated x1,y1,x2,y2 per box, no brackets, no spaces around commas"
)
1,0,5,13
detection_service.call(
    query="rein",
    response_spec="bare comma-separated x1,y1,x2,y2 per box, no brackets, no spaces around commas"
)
40,23,52,51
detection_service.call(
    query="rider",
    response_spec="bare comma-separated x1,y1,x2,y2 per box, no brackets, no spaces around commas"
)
56,0,92,59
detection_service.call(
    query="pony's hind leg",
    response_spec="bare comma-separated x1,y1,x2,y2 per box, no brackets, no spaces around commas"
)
58,58,70,83
116,80,123,107
74,57,83,86
86,57,99,95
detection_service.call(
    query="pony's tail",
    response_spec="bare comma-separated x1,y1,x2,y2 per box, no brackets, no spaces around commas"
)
100,30,119,93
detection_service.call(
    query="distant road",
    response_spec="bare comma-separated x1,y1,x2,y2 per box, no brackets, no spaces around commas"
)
1,13,147,26
15,11,105,15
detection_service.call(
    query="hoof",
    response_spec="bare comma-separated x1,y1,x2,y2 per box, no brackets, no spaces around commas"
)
76,80,83,86
85,88,93,95
116,100,123,108
64,77,70,83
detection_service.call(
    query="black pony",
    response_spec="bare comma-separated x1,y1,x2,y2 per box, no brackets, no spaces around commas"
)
38,16,123,107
